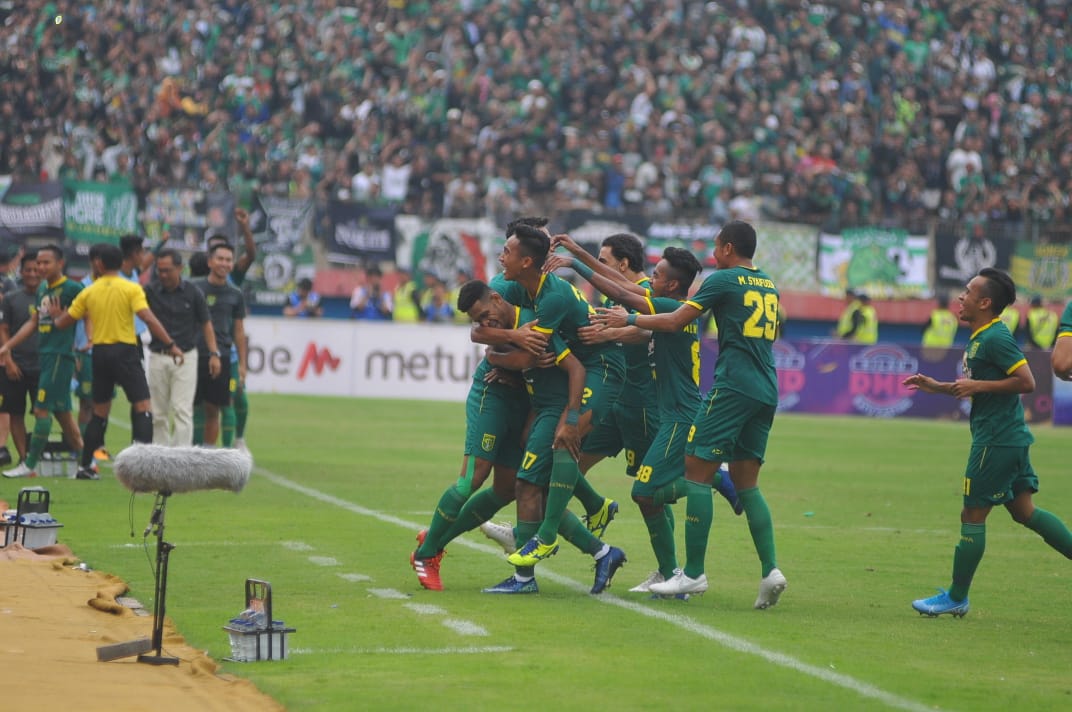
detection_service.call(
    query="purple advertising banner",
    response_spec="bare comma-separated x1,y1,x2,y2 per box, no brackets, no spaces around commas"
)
700,339,1053,424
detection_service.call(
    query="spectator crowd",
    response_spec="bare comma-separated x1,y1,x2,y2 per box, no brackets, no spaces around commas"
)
2,0,1071,237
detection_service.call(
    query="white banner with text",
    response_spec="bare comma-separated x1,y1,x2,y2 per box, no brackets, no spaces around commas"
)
244,317,478,401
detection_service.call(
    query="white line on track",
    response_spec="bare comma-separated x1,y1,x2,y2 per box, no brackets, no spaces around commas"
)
367,588,410,600
289,646,514,656
307,555,339,567
254,465,937,712
281,541,315,551
402,603,446,615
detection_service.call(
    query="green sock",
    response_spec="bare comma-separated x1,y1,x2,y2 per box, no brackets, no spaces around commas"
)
572,475,605,516
652,477,687,506
1025,508,1072,558
192,404,205,445
24,416,52,470
949,522,986,602
221,406,236,447
683,480,713,579
234,387,249,438
439,489,507,546
645,507,678,578
515,520,539,578
739,487,778,577
537,450,581,543
558,510,602,555
664,504,675,532
417,486,468,557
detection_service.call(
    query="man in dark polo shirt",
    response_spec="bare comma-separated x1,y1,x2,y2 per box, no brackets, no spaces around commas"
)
0,251,42,466
192,242,246,447
145,249,221,446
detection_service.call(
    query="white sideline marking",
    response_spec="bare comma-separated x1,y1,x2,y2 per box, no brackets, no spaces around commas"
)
403,603,446,616
254,465,935,712
442,619,488,637
368,588,409,600
290,646,513,656
308,555,339,566
338,573,372,583
282,541,314,551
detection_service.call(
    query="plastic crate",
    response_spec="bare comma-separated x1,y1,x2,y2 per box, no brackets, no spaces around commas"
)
222,579,295,662
1,487,63,548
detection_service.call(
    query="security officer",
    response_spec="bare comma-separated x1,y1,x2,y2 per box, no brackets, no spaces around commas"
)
1026,295,1058,350
922,293,958,348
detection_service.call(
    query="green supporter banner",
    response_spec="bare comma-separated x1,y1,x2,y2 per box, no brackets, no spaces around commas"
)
62,179,138,253
817,226,929,298
1009,242,1072,299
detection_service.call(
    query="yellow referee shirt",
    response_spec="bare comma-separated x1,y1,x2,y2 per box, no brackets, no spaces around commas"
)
67,275,148,345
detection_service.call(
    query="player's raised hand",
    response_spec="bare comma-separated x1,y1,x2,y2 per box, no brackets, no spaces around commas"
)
550,233,582,255
542,253,573,274
577,324,611,344
591,305,629,329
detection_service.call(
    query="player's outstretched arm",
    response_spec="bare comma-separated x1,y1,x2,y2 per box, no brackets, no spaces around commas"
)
1053,334,1072,381
593,302,700,332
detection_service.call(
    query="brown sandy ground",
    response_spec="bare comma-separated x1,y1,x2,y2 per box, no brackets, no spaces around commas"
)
0,543,284,712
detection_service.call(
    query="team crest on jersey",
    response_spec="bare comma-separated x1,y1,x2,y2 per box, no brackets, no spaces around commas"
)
481,434,496,452
206,295,217,306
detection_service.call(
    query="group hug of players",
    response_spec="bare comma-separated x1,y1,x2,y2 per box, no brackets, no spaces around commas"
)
410,217,788,607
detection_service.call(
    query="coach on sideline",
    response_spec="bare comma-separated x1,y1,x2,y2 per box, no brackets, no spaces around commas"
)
144,248,221,446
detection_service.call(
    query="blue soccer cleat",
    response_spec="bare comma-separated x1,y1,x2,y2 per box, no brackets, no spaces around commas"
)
912,589,970,618
482,575,539,594
714,464,743,515
591,546,627,594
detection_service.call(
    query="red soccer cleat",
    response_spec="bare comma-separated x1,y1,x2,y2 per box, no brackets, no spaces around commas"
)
410,529,445,591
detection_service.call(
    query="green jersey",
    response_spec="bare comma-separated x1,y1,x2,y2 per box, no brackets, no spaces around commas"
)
962,318,1034,446
470,301,531,405
1059,301,1072,339
36,277,84,355
605,277,657,407
646,295,701,421
686,266,779,406
497,272,624,374
523,332,572,411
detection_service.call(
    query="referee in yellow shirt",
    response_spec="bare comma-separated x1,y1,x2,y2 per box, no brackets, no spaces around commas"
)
51,243,186,480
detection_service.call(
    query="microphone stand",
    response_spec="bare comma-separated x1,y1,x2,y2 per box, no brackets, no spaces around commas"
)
138,490,179,666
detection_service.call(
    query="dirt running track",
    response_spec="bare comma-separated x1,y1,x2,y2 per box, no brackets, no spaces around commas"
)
0,543,283,711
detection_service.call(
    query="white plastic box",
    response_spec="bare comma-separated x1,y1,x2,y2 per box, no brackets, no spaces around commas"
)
2,518,63,548
224,625,295,661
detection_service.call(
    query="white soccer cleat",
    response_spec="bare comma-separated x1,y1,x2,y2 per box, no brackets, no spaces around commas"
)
2,462,36,478
479,521,516,555
754,568,787,609
648,568,708,596
234,438,249,453
628,571,665,593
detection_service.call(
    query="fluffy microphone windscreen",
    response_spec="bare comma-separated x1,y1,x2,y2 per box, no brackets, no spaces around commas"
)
114,444,252,494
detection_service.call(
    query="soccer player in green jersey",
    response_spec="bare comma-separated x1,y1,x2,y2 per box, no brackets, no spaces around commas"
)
471,278,627,595
1052,300,1072,381
495,224,628,568
596,221,787,608
0,245,85,479
563,244,709,592
903,268,1072,617
409,281,535,591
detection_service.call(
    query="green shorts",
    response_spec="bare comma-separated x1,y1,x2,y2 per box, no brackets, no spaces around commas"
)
962,445,1038,509
579,354,625,427
685,387,775,464
463,381,528,470
517,407,559,488
632,420,690,498
582,402,659,477
35,353,75,413
74,350,93,402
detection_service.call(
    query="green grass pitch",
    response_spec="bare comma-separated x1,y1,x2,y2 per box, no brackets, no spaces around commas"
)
27,395,1072,711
